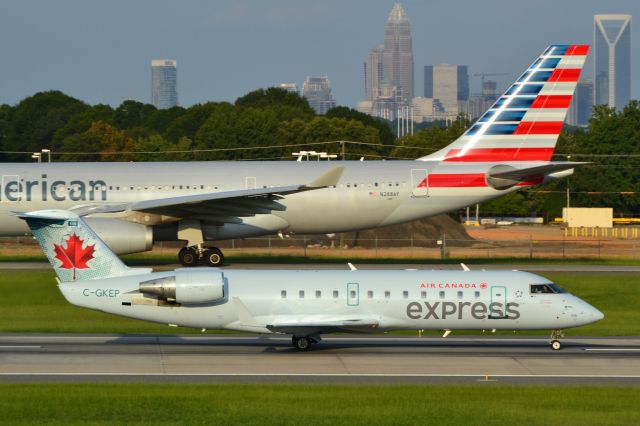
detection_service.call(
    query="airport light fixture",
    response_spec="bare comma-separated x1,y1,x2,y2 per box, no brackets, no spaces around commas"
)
31,153,41,163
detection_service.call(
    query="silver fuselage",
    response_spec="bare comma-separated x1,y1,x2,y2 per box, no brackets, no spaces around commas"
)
0,161,529,239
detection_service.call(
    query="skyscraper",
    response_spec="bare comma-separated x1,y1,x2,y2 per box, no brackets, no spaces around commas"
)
382,3,414,103
151,59,178,109
424,64,469,116
301,76,336,115
594,15,632,110
364,45,384,101
567,81,594,127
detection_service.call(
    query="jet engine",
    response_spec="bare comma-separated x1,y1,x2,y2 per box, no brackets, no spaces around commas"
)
84,218,153,255
139,269,225,304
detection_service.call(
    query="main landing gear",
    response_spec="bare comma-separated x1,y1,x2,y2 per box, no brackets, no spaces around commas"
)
178,246,225,267
549,329,564,350
292,335,320,351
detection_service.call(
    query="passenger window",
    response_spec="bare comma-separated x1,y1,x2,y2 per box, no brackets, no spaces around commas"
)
367,290,373,299
457,291,463,299
299,290,305,299
316,290,321,299
421,291,427,299
403,291,409,299
385,291,390,299
439,291,445,299
474,291,480,299
374,182,379,187
333,290,339,299
350,290,356,298
281,290,286,299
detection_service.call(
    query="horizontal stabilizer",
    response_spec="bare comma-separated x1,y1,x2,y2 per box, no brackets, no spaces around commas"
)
488,162,587,181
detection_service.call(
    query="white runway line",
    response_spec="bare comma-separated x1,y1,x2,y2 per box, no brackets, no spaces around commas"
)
584,348,640,352
0,346,41,349
1,373,639,378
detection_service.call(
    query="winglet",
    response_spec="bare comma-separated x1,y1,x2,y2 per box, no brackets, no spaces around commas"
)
306,166,344,188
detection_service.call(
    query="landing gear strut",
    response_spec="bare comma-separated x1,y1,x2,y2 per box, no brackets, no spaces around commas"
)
549,329,564,350
292,335,319,351
178,246,225,267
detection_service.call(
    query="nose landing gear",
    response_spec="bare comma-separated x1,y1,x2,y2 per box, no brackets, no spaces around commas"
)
549,330,564,350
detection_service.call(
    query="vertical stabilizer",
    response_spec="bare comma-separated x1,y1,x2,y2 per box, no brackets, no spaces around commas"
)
18,210,132,282
418,45,589,162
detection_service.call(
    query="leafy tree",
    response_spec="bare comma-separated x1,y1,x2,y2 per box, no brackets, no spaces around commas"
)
163,103,219,143
326,106,395,147
134,135,194,161
235,87,315,121
51,104,115,150
58,121,135,162
0,104,12,161
114,100,157,129
390,115,469,159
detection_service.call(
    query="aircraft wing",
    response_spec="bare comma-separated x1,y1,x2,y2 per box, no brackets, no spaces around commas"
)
488,162,588,181
71,166,344,222
266,318,380,335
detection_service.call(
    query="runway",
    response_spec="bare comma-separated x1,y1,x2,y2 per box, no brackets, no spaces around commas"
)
1,334,639,384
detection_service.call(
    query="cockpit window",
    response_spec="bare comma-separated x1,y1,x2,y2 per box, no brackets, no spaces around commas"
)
530,283,566,294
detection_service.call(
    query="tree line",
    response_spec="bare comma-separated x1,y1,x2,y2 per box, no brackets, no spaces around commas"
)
0,89,639,216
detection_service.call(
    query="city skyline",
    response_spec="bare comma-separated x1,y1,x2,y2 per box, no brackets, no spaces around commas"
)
594,14,632,110
0,1,637,108
151,59,178,109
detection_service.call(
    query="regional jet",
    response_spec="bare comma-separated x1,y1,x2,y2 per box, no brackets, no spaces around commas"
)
19,209,603,350
2,45,588,266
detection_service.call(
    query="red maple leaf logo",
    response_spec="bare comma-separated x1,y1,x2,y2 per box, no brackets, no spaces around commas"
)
53,233,95,280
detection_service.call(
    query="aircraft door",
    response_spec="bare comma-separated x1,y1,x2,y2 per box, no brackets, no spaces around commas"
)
245,176,256,189
347,283,359,306
1,175,21,202
489,286,507,319
410,169,428,197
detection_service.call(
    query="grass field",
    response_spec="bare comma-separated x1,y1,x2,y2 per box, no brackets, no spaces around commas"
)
0,270,637,335
0,384,638,425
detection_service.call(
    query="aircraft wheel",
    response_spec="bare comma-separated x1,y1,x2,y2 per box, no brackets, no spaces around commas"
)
550,340,562,351
203,248,224,267
179,247,198,267
292,336,312,351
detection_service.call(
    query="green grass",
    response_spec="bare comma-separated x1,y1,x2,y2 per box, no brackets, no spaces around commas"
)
0,270,638,335
0,384,638,425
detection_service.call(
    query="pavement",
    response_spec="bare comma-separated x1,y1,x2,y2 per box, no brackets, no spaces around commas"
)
2,261,640,273
1,334,639,384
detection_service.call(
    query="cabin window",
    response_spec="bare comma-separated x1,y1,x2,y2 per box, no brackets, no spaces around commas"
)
457,291,463,299
350,290,356,299
439,291,445,299
385,291,390,299
333,290,339,299
315,290,321,299
421,291,427,299
474,291,480,299
367,290,374,299
299,290,305,299
281,290,286,299
402,291,409,299
374,182,379,187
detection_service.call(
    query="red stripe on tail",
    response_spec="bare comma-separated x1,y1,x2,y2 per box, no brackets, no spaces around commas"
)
514,121,563,135
548,68,581,82
565,45,589,56
443,148,555,162
531,95,573,109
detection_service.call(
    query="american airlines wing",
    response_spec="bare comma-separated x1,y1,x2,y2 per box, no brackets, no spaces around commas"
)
71,166,344,223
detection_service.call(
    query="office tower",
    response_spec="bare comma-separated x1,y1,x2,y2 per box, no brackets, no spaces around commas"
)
301,76,336,114
364,45,384,100
278,83,299,94
382,3,414,103
151,59,178,109
594,14,632,110
567,81,594,127
423,64,469,115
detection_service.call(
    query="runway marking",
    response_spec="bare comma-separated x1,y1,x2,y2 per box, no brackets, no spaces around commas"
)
1,373,639,378
0,346,41,349
584,348,640,352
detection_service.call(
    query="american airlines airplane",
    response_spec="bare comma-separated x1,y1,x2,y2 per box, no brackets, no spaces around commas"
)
19,209,603,351
2,45,588,266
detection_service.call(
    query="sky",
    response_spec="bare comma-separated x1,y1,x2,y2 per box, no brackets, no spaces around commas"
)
0,0,638,108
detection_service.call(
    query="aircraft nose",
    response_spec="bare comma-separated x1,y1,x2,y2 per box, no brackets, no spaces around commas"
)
591,306,604,322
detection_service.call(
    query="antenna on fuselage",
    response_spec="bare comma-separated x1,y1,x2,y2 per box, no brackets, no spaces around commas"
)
460,263,470,272
347,262,357,271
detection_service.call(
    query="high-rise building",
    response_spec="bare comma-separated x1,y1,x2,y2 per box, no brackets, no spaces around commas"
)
382,3,414,103
594,14,632,110
364,45,384,100
424,64,469,116
301,76,336,115
567,81,594,127
151,59,178,109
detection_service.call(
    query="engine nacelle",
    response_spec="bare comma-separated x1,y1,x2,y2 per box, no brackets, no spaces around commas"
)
139,269,225,304
84,218,153,255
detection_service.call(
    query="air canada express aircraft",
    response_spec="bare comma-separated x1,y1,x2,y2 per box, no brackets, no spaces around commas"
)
2,45,588,267
19,209,603,351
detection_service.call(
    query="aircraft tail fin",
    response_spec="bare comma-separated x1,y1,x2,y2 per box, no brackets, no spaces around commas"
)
417,45,589,163
17,210,133,282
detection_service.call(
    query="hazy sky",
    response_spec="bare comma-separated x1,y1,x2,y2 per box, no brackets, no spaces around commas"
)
0,0,637,108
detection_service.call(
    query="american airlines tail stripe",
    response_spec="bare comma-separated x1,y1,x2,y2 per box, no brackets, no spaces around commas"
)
548,68,582,82
556,56,587,69
443,147,554,162
425,174,487,187
530,95,572,109
538,82,577,96
521,109,567,122
514,121,563,135
565,45,589,56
